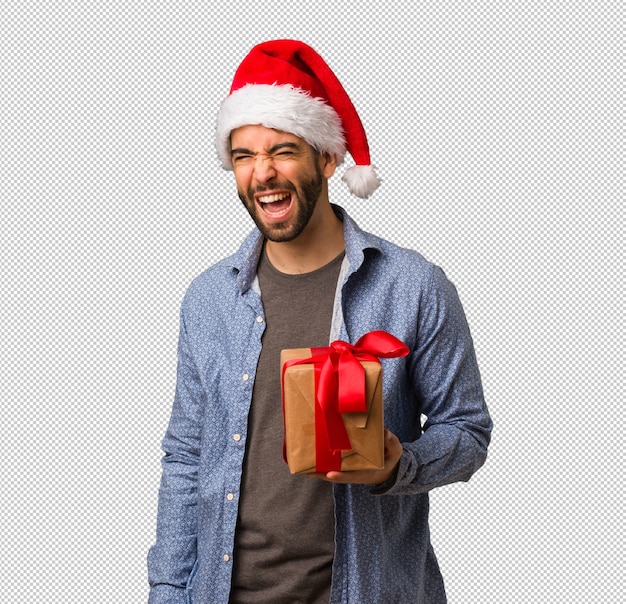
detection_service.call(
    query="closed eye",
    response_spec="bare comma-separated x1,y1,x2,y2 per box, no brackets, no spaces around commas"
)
230,143,302,164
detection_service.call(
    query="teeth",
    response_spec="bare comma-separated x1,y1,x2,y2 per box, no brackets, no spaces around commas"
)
258,192,290,204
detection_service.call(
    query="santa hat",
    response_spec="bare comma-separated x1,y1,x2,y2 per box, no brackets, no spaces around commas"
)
215,39,380,198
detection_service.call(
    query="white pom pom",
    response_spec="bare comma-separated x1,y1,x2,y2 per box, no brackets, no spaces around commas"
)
341,165,381,198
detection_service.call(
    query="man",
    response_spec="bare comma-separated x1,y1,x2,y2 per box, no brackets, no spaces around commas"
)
148,40,492,603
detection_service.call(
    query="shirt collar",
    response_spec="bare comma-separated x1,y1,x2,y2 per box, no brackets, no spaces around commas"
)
335,205,383,279
231,205,383,292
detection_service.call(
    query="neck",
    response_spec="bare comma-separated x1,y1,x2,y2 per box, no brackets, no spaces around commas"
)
265,202,344,274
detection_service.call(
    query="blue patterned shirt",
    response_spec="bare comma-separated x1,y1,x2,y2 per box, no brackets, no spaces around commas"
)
147,206,492,603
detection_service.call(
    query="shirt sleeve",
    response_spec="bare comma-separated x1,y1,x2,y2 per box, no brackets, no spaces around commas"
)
147,307,204,603
374,265,492,495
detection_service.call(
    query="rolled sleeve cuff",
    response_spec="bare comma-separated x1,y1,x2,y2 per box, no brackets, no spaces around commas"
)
369,449,419,495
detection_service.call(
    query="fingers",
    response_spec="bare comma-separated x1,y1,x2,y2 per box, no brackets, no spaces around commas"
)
304,429,402,485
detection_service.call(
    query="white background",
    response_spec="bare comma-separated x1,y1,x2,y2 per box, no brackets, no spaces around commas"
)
0,1,622,602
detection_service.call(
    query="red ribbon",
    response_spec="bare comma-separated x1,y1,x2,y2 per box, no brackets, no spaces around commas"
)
282,330,409,472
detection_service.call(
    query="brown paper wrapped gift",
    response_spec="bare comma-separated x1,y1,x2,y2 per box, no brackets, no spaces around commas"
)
280,347,385,474
281,333,409,474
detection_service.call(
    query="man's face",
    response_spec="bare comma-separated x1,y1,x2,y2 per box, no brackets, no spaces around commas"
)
230,125,335,243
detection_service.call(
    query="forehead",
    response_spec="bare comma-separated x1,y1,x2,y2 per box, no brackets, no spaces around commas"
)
230,124,308,151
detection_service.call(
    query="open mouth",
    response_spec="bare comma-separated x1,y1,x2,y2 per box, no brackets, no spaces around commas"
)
256,191,293,218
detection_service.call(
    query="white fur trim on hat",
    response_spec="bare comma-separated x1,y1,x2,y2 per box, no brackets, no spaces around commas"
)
216,84,347,169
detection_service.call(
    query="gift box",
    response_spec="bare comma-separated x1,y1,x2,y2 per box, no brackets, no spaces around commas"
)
280,331,409,474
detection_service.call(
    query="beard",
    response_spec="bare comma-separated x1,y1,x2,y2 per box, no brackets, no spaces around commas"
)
238,162,324,243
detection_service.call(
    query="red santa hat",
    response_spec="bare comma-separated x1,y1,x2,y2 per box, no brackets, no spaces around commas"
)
215,39,381,198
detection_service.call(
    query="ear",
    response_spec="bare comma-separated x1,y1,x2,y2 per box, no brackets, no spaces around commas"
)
319,152,338,179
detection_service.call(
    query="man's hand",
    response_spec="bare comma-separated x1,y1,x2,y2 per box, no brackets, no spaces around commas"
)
309,429,402,485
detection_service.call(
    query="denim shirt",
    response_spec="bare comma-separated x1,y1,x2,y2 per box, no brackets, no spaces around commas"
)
147,206,492,604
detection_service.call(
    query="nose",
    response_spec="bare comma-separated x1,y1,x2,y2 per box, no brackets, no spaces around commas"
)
252,154,277,184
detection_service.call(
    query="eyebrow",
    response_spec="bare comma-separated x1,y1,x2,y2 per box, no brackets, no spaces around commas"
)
230,142,301,156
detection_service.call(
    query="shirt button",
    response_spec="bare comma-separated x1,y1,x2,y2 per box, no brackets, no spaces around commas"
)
242,374,249,382
227,493,234,501
256,316,264,323
233,434,241,442
223,554,230,562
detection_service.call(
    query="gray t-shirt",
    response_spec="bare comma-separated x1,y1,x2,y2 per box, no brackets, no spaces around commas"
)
229,248,344,604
